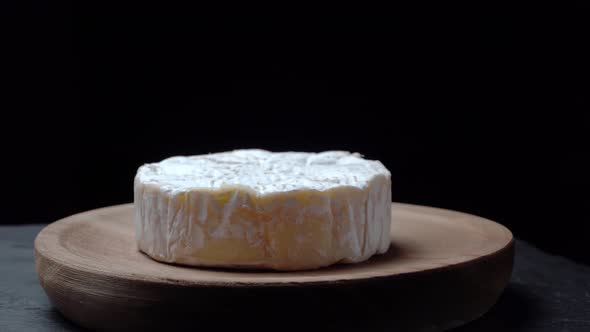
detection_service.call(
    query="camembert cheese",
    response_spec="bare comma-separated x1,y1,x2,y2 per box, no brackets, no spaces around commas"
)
134,149,391,271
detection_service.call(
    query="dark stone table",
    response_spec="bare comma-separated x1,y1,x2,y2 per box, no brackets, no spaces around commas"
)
1,225,589,331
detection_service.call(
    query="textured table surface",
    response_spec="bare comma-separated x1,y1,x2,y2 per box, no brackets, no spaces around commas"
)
1,225,589,332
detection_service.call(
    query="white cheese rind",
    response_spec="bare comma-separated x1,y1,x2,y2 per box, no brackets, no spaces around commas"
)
134,150,391,271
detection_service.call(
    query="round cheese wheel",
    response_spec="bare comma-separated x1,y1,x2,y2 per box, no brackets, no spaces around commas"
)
134,149,391,271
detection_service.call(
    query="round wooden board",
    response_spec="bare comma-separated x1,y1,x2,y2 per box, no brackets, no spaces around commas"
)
35,203,513,332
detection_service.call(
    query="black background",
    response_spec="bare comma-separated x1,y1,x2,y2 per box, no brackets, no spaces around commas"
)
2,4,589,264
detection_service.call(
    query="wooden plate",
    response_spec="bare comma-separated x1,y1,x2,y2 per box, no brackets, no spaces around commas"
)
35,203,513,332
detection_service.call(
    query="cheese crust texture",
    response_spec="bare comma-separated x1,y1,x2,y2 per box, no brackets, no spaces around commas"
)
134,149,392,271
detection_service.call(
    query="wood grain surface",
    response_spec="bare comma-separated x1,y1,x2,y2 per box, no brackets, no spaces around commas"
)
34,203,514,332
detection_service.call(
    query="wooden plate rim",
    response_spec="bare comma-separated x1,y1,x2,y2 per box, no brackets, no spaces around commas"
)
34,203,514,287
